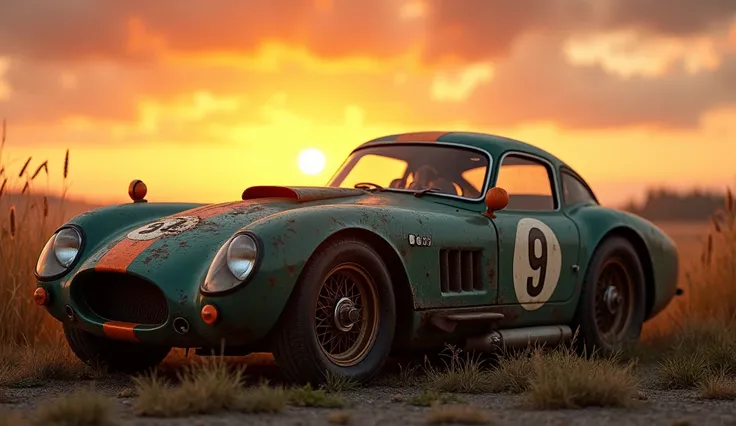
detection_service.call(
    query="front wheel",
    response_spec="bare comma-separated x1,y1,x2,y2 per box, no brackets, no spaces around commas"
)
64,324,171,373
272,238,396,385
572,236,646,355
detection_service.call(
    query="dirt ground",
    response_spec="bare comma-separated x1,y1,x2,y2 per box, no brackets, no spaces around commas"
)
2,362,735,426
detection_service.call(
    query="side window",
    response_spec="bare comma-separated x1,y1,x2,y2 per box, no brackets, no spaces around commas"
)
496,155,557,211
561,171,597,206
461,166,487,193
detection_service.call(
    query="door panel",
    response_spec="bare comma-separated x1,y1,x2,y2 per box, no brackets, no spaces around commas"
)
493,211,580,308
409,210,501,310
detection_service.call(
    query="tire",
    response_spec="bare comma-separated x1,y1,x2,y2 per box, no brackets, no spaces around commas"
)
64,324,171,373
272,237,396,385
572,236,646,355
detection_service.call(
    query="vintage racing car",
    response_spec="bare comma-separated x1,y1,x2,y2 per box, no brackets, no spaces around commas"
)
34,131,680,385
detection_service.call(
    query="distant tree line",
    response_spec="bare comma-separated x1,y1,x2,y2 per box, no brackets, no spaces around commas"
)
623,188,728,222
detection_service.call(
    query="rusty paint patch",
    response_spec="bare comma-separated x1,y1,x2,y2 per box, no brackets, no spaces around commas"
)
177,290,188,305
268,277,279,286
272,236,285,250
102,321,139,342
286,264,297,276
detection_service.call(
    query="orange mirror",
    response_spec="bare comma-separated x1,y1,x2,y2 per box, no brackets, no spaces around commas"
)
483,187,509,218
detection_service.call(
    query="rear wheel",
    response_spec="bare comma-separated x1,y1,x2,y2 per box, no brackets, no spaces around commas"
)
64,324,171,373
272,238,396,385
572,236,646,354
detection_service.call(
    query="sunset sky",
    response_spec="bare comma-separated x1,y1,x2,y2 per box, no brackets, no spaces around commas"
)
1,0,735,207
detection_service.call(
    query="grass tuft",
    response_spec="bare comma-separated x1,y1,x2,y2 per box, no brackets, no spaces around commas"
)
33,387,114,426
133,358,246,417
288,384,346,408
424,345,494,394
698,372,736,400
655,321,736,388
527,345,639,409
0,343,98,388
322,370,358,393
234,384,289,413
486,347,536,394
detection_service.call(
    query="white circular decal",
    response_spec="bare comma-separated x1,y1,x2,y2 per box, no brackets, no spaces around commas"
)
512,218,562,311
127,216,200,241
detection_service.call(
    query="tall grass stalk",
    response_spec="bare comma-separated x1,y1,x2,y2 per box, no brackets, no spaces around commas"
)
0,120,71,345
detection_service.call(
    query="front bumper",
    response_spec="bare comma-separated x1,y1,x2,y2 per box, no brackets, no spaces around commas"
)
38,268,277,349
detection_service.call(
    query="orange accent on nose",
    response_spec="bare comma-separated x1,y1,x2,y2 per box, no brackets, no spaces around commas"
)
395,132,448,142
201,304,219,325
33,287,48,305
95,239,157,272
102,321,139,342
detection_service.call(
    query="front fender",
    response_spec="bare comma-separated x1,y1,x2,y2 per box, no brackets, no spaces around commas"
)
197,204,413,338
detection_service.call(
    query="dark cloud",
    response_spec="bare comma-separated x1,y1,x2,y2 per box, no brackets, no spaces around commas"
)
418,36,736,129
605,0,736,36
3,0,734,64
421,0,594,62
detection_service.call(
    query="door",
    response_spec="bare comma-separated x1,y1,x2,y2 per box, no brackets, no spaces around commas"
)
491,153,581,309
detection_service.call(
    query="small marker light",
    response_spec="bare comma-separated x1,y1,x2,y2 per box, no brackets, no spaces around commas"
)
34,287,49,306
128,179,148,203
201,304,219,325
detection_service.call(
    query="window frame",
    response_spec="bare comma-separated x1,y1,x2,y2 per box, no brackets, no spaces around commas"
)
559,166,600,206
328,142,495,203
494,151,561,212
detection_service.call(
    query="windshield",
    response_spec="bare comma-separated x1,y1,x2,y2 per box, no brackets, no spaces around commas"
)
327,144,490,199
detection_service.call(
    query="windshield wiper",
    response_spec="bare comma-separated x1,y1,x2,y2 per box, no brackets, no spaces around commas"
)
354,182,384,192
413,188,442,197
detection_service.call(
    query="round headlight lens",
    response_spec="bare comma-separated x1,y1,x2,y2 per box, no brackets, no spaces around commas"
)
53,227,82,268
226,234,258,281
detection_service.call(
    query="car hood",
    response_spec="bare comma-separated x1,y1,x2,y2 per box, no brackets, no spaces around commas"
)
79,186,368,285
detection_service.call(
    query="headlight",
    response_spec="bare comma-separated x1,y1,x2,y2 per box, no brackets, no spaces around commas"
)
35,226,83,280
202,233,261,294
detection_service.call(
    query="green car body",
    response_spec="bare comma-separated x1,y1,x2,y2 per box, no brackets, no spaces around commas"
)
35,131,679,382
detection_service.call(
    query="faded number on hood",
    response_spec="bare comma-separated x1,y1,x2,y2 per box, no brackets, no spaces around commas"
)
127,216,200,241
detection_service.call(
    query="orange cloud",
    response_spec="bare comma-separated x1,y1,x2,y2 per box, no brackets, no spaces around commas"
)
0,0,735,132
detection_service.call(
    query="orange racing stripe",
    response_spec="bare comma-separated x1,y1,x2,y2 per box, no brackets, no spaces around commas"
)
102,321,139,342
95,239,157,273
395,131,448,142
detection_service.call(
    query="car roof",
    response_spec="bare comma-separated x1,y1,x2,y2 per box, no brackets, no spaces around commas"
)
355,131,566,167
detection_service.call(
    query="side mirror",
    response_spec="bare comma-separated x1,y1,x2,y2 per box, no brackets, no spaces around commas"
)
483,187,509,219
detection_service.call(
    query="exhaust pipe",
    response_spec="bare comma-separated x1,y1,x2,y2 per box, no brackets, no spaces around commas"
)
465,325,573,353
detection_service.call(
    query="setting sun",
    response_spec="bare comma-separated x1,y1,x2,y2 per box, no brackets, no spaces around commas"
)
297,148,327,176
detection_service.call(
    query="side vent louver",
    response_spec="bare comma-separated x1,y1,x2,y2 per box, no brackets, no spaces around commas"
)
439,249,483,293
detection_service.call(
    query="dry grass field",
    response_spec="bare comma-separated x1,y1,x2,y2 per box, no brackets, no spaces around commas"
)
1,138,735,425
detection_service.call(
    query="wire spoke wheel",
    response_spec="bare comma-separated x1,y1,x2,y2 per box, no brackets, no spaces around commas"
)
593,257,634,346
314,263,380,367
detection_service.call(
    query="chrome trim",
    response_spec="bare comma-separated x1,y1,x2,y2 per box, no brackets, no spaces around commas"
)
495,150,561,212
329,141,494,203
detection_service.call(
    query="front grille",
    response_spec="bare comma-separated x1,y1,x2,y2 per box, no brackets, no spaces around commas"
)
72,271,169,325
439,249,483,293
